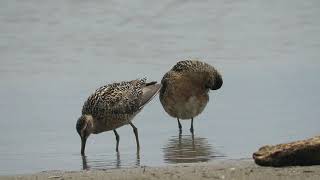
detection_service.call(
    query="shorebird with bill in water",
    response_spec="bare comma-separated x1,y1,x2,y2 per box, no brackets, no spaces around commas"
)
76,78,161,155
159,60,223,134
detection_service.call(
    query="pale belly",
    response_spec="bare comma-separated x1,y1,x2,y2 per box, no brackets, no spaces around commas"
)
168,95,209,120
92,112,139,134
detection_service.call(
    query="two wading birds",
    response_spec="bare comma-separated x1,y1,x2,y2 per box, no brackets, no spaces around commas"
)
76,60,223,155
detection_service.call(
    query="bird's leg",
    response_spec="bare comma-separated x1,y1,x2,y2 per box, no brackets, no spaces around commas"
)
81,154,89,170
116,151,120,168
190,118,194,134
136,150,140,166
129,122,140,151
113,129,120,152
177,118,182,134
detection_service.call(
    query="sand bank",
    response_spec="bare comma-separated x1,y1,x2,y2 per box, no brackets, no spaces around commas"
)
1,160,320,180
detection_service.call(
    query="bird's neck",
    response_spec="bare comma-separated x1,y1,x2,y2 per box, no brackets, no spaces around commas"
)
84,115,94,133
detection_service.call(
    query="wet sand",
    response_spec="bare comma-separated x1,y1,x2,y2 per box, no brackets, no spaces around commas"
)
2,160,320,180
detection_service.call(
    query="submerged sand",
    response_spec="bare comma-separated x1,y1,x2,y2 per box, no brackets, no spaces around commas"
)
1,160,320,180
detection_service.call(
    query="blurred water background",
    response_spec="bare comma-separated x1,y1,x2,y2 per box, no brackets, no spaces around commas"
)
0,0,319,175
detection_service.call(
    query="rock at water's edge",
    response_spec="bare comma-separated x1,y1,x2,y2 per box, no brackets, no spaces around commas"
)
253,136,320,167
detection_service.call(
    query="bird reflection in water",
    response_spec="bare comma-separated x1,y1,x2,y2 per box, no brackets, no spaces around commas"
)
81,152,140,170
163,134,223,163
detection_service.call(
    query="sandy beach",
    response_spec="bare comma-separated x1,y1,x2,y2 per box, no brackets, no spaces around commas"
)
1,160,320,180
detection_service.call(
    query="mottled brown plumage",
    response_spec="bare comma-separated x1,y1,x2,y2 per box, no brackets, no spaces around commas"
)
159,60,223,133
76,78,161,155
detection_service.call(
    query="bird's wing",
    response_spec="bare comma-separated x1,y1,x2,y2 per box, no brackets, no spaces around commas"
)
82,79,154,117
108,81,142,114
108,80,161,112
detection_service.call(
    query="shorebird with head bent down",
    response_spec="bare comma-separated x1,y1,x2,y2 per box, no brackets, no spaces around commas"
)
76,78,161,155
159,60,223,134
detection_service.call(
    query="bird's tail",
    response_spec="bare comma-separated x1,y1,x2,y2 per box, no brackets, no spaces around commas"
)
145,81,157,86
140,82,162,109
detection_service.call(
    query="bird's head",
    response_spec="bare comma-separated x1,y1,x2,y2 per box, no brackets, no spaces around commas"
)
76,115,93,155
205,70,223,90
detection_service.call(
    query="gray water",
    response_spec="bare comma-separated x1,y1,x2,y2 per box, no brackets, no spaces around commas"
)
0,0,320,175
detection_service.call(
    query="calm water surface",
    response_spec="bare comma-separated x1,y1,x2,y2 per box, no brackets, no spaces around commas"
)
0,0,320,175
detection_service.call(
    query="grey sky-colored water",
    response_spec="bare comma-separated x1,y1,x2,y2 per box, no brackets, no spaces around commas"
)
0,0,319,175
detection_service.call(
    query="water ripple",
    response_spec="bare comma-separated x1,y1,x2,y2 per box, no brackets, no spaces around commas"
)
163,134,224,164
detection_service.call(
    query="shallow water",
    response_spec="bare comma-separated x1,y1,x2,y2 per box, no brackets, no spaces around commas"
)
0,0,320,175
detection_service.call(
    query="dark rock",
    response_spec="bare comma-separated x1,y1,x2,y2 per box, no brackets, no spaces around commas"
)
253,136,320,167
